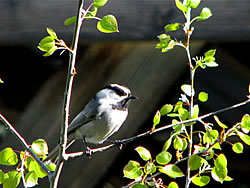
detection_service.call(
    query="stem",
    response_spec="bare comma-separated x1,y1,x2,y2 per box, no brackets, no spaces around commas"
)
51,0,84,187
184,7,194,188
0,113,52,177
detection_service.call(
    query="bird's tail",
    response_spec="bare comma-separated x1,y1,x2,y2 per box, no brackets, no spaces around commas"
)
44,140,75,162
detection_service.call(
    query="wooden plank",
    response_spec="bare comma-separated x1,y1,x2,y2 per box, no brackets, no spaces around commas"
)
0,0,249,44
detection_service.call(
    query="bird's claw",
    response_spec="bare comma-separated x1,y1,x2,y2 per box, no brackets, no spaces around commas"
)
85,147,93,158
114,140,123,150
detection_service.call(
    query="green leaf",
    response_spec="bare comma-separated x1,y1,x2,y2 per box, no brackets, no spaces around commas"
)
186,0,201,8
203,129,219,144
135,146,151,161
164,23,180,32
0,170,4,184
173,136,183,150
198,92,208,102
86,7,98,19
45,163,56,172
188,155,206,170
0,148,18,166
204,49,216,57
191,104,199,119
241,114,250,130
214,115,228,128
180,138,188,151
26,157,47,178
144,162,156,174
123,160,143,179
64,16,76,26
163,136,173,151
94,0,108,8
46,28,58,39
153,110,161,126
156,151,172,165
197,7,212,21
175,0,188,13
192,176,210,187
43,46,57,57
25,171,38,187
97,15,119,33
38,36,55,52
131,184,148,188
232,142,244,154
212,154,227,182
204,61,218,67
2,171,21,188
168,181,179,188
159,164,184,178
237,131,250,145
31,139,49,156
181,84,194,97
178,107,189,120
160,104,173,116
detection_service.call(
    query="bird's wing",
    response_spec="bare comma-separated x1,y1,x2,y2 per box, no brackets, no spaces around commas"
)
67,98,101,135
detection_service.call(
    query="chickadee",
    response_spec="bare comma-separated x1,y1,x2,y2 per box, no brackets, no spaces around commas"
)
46,84,137,161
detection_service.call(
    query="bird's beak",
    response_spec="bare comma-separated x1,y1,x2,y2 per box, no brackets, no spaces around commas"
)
128,95,138,100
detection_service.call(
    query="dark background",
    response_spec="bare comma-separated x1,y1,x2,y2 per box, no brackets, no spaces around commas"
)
0,0,249,187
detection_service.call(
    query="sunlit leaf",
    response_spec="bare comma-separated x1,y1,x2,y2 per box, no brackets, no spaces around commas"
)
97,15,119,33
153,110,161,126
186,0,201,9
181,84,194,97
197,7,212,21
0,148,18,166
64,16,76,26
123,160,143,179
241,114,250,130
94,0,108,8
46,28,58,39
135,146,151,161
159,164,184,178
160,104,173,115
189,155,206,170
25,171,38,187
31,139,49,156
168,181,179,188
175,0,188,13
164,23,180,32
214,115,228,128
198,92,208,102
232,142,243,154
237,131,250,145
192,176,210,187
156,151,172,165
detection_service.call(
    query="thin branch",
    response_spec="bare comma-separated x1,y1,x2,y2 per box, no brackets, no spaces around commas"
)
66,98,250,158
0,113,52,177
51,0,84,187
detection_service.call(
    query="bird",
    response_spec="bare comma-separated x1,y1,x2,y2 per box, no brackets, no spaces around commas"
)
45,83,137,161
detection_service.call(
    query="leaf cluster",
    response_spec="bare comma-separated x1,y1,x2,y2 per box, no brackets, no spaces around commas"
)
156,0,212,53
0,139,55,187
38,0,118,56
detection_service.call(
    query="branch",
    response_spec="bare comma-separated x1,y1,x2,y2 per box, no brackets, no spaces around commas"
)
51,0,84,187
0,113,52,178
68,97,250,158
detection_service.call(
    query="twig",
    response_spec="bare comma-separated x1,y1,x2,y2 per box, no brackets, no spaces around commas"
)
0,113,52,177
51,0,84,187
68,98,250,158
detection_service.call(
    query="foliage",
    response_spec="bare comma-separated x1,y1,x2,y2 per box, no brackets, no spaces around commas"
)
123,0,250,187
38,0,118,56
0,139,56,187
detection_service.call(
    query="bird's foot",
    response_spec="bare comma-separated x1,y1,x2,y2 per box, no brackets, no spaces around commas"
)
85,147,93,158
113,140,123,150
